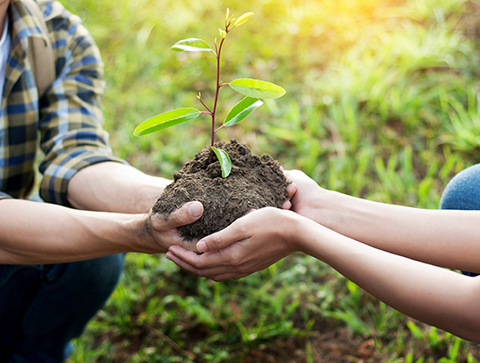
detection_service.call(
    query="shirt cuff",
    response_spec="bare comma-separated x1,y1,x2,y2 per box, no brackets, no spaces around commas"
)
40,148,127,206
0,192,13,200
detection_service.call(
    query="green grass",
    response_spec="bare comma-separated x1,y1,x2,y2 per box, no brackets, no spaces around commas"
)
63,0,480,361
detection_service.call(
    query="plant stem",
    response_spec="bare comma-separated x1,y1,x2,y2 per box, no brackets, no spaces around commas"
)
198,98,213,114
209,35,226,163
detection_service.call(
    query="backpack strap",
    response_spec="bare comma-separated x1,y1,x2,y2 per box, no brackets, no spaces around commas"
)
22,0,55,98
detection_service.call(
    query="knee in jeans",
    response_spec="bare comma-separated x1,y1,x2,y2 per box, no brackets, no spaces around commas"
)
440,164,480,211
440,179,460,210
8,255,126,346
75,254,125,294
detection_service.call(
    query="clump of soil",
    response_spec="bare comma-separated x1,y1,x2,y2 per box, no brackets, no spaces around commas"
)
153,139,290,241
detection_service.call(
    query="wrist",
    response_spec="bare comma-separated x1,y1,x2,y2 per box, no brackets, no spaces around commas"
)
283,211,315,252
314,189,349,229
128,213,167,254
133,176,171,213
292,214,330,258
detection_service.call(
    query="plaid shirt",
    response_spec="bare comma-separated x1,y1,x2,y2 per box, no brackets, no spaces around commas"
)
0,0,123,205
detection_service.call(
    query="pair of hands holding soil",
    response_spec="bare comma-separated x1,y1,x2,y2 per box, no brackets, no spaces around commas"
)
161,170,322,281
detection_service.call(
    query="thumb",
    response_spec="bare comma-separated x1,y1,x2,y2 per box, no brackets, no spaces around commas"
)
151,201,203,231
196,223,245,253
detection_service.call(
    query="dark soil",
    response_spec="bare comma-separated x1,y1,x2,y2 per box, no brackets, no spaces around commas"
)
152,139,290,241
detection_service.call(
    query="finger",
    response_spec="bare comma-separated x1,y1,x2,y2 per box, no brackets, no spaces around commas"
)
281,199,292,210
166,251,245,281
166,249,235,276
287,181,297,197
208,273,241,282
165,250,204,275
169,245,228,269
286,182,297,204
284,169,306,182
168,245,203,265
208,270,253,282
196,228,241,253
152,201,203,231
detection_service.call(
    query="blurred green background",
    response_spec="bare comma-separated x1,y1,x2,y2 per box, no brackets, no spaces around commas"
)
62,0,480,361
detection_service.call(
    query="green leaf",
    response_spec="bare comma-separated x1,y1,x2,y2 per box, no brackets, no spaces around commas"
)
211,147,232,178
233,12,254,28
229,79,286,99
134,108,201,136
224,97,263,127
171,38,213,52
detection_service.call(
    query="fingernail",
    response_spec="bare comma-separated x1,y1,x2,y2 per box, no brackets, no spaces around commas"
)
188,202,203,218
197,240,207,253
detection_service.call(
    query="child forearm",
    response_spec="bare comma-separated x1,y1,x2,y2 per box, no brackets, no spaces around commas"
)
315,191,480,272
299,221,480,342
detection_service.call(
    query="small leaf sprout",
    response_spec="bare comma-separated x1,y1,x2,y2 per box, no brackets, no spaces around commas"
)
134,9,286,177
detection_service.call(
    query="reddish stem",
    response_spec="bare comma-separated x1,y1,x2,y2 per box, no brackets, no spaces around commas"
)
209,35,226,163
198,98,213,114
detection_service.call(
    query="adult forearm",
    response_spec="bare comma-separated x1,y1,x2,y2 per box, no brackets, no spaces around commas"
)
298,221,480,342
67,162,170,213
315,191,480,272
0,199,150,264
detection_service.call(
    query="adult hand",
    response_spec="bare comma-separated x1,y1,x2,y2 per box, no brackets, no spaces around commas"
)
284,169,327,223
142,201,204,254
166,207,301,281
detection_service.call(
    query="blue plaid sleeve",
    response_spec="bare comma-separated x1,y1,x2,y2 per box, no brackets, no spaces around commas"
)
38,1,126,206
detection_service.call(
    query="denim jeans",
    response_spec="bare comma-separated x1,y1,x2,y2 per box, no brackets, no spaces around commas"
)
0,252,124,362
439,163,480,276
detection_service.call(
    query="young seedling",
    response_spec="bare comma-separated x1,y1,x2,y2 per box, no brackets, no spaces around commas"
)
134,8,286,178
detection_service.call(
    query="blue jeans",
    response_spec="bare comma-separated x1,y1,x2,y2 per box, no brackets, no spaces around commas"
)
440,163,480,276
0,255,124,362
